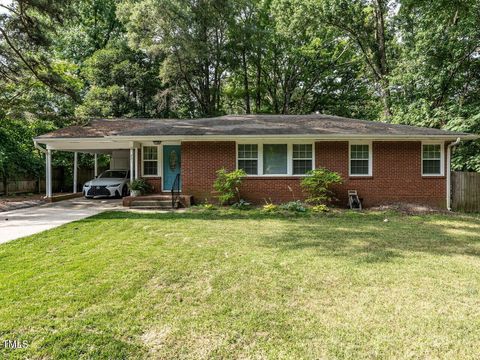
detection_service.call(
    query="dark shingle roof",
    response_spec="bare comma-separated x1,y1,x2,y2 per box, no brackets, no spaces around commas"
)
36,114,475,139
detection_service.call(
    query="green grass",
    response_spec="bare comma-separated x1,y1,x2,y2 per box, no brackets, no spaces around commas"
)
1,209,480,359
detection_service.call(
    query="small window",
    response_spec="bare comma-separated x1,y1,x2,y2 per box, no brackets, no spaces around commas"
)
350,144,371,176
293,144,313,175
143,146,158,176
238,144,258,175
263,144,288,175
422,144,442,175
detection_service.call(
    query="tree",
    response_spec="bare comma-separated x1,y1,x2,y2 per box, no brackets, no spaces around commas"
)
119,0,233,117
76,42,164,118
320,0,394,120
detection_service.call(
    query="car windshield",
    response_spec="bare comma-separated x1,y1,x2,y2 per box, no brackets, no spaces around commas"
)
98,170,127,179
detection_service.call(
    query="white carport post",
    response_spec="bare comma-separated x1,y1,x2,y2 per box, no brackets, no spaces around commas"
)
73,152,78,194
46,149,52,198
94,153,98,177
134,148,139,179
129,148,134,183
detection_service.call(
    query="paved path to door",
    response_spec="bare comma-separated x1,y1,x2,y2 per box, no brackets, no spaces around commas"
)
0,198,123,244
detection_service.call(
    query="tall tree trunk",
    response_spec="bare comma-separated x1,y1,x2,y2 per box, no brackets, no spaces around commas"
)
255,50,262,113
2,176,8,196
241,48,251,114
374,0,391,120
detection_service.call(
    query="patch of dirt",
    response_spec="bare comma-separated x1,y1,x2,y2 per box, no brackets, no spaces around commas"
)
0,194,46,212
368,202,448,215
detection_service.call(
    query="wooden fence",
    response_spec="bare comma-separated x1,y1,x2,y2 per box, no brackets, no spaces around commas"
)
0,167,99,195
452,171,480,212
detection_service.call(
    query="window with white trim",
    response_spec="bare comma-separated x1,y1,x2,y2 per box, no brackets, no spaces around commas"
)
350,143,371,176
293,144,313,175
422,144,442,175
238,144,258,175
142,146,158,176
263,144,288,174
237,142,314,176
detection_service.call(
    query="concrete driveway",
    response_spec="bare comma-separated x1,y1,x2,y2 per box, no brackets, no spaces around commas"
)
0,198,123,244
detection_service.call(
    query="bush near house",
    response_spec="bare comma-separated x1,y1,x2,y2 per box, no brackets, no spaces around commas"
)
301,168,343,205
128,179,152,195
213,168,247,205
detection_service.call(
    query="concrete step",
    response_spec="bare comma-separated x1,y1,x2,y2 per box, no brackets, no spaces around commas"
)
123,194,192,208
130,200,172,208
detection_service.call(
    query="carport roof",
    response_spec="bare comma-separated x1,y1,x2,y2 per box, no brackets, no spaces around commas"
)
35,114,477,140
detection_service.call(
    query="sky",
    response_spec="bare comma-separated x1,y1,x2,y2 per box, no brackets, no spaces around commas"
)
0,0,11,15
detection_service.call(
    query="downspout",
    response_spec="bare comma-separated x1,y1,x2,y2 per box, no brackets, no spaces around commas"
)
446,137,461,211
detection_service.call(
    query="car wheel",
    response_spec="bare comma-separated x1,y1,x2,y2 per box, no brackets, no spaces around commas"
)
122,185,128,198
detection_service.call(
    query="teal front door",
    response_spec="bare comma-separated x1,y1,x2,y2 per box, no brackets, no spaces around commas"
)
163,145,181,191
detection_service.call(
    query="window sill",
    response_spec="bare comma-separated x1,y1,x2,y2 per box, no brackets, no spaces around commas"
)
348,176,373,180
421,175,445,179
242,175,307,179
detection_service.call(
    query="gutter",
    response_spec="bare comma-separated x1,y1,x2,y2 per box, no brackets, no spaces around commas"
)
446,137,461,211
34,134,479,143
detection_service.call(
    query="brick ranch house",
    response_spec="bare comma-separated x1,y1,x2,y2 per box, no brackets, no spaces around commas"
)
34,114,477,209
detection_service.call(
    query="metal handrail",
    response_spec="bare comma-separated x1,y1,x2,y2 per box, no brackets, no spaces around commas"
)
171,173,180,208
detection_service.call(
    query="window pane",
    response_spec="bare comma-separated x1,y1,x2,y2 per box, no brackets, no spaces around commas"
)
143,146,158,160
263,144,287,174
238,144,258,159
293,144,312,159
238,160,258,175
351,160,369,175
293,160,312,175
351,145,369,159
423,160,441,174
143,161,157,175
423,144,441,159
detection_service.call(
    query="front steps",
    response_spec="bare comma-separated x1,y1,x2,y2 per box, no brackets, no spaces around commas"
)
123,194,192,209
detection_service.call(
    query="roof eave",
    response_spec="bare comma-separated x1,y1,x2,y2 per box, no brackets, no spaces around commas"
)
34,133,479,143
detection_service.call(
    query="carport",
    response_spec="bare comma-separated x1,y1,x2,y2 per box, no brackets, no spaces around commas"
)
33,138,141,199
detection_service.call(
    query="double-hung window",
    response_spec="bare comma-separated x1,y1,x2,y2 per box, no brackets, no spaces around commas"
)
422,143,443,176
237,143,314,175
293,144,313,175
142,146,158,176
350,143,371,176
238,144,258,175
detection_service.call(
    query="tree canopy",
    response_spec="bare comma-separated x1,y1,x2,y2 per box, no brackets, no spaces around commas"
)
0,0,479,176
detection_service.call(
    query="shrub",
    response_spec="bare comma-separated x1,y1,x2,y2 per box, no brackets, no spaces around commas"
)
279,200,307,212
262,203,278,212
231,199,251,210
311,204,329,213
128,179,152,194
300,168,342,205
213,168,246,205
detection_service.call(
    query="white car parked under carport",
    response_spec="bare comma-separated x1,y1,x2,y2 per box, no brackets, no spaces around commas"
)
83,170,130,198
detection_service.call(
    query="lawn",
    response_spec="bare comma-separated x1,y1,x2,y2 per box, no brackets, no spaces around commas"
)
1,209,480,359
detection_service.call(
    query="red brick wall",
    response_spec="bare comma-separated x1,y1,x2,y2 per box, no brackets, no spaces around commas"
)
180,140,447,208
181,141,236,202
315,141,446,207
144,178,162,193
